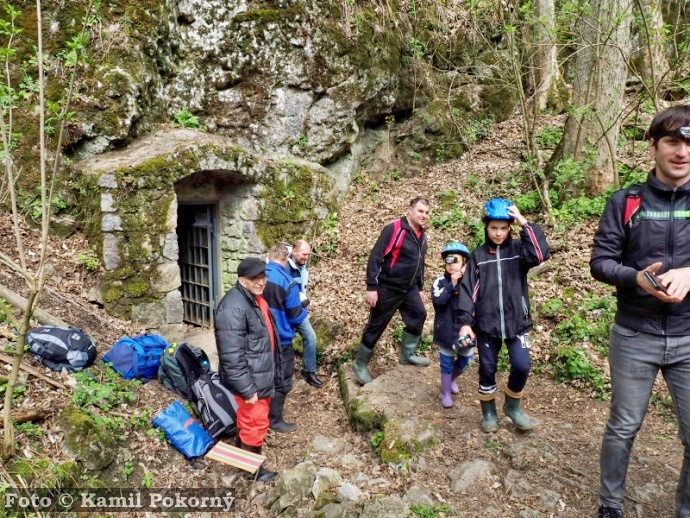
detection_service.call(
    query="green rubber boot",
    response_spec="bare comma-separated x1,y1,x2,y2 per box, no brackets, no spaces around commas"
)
503,393,534,431
480,399,498,433
399,330,430,367
352,344,374,385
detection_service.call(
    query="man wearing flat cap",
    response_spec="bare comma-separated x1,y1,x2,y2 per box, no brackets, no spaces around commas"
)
215,257,282,482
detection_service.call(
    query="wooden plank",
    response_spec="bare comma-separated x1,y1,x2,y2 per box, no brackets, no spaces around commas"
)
0,352,67,390
205,441,265,473
0,284,68,327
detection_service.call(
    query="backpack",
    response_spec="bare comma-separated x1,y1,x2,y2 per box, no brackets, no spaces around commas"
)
26,326,97,372
191,372,238,438
102,333,169,382
623,185,642,227
158,342,211,399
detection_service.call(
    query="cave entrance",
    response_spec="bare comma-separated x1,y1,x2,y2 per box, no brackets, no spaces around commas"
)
177,204,218,327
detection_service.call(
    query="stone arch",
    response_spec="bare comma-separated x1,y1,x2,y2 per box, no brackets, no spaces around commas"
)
76,128,339,341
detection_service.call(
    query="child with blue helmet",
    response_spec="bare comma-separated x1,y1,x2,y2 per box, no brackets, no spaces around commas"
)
431,241,473,408
459,198,550,432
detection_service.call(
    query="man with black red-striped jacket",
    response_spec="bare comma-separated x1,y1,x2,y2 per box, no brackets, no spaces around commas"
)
352,197,431,385
590,105,690,518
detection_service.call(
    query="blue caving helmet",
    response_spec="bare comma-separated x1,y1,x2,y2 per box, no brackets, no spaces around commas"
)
482,197,514,222
441,241,470,259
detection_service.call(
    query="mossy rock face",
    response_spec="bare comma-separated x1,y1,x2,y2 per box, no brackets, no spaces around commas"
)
376,418,435,464
313,489,338,511
347,396,385,433
256,161,338,247
57,406,116,471
292,315,344,358
337,360,385,432
5,458,79,488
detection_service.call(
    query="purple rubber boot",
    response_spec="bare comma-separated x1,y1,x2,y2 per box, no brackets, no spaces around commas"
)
451,370,461,394
441,373,453,408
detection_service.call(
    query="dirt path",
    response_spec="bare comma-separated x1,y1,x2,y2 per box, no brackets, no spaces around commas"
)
269,358,680,517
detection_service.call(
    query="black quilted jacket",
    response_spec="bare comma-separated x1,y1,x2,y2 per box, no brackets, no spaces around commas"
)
215,283,282,399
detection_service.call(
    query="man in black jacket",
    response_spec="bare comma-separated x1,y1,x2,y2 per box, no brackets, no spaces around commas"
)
352,197,431,385
215,257,282,482
591,105,690,518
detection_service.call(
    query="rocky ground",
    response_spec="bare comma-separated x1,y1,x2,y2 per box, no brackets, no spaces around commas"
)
0,114,682,517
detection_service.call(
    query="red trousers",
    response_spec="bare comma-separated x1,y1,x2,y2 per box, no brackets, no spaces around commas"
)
234,396,270,447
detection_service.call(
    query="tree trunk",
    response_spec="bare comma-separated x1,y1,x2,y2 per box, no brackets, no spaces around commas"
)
559,0,635,194
633,0,669,103
533,0,561,112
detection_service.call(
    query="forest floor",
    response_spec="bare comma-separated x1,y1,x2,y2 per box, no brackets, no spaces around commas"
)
0,114,682,517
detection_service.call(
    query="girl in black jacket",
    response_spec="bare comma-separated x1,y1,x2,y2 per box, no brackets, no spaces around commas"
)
431,242,472,409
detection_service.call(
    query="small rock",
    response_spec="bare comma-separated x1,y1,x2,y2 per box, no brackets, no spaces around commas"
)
448,459,495,493
338,483,364,502
312,468,343,499
311,435,348,454
402,485,435,506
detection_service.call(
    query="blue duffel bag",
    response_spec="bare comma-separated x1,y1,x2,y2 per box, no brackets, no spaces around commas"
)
152,401,214,459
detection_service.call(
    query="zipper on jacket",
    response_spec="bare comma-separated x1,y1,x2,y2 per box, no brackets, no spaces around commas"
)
407,231,424,291
496,245,506,339
662,190,677,335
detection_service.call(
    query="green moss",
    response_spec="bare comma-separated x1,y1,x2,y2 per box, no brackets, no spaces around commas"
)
377,420,418,464
347,399,384,432
7,458,79,488
57,406,116,471
103,283,124,303
123,276,150,297
437,190,458,212
257,162,336,246
480,82,519,123
313,490,338,511
234,7,305,24
544,77,571,114
374,419,439,464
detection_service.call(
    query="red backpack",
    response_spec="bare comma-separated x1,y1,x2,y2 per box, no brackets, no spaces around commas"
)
623,186,642,227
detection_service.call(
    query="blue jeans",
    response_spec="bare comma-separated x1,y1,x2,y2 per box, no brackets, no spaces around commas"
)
296,317,317,373
600,324,690,517
439,346,474,375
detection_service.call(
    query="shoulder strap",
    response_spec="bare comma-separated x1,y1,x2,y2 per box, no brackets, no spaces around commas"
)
383,219,405,257
623,185,642,227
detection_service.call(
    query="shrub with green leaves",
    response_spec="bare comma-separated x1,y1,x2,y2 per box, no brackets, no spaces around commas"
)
538,293,616,398
0,297,18,326
549,294,615,349
409,503,454,518
465,118,492,143
15,422,44,438
551,345,607,398
77,247,101,272
172,109,200,128
536,126,562,148
429,207,484,250
72,363,140,411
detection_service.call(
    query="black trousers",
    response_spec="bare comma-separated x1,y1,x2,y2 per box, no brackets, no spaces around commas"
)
360,286,427,350
274,345,295,396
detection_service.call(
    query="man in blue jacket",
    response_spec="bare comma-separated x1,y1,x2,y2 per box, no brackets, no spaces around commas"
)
263,243,308,433
353,197,431,385
591,105,690,518
287,240,323,388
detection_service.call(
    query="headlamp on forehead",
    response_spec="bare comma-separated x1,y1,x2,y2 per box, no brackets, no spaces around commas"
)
651,126,690,141
444,254,466,265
